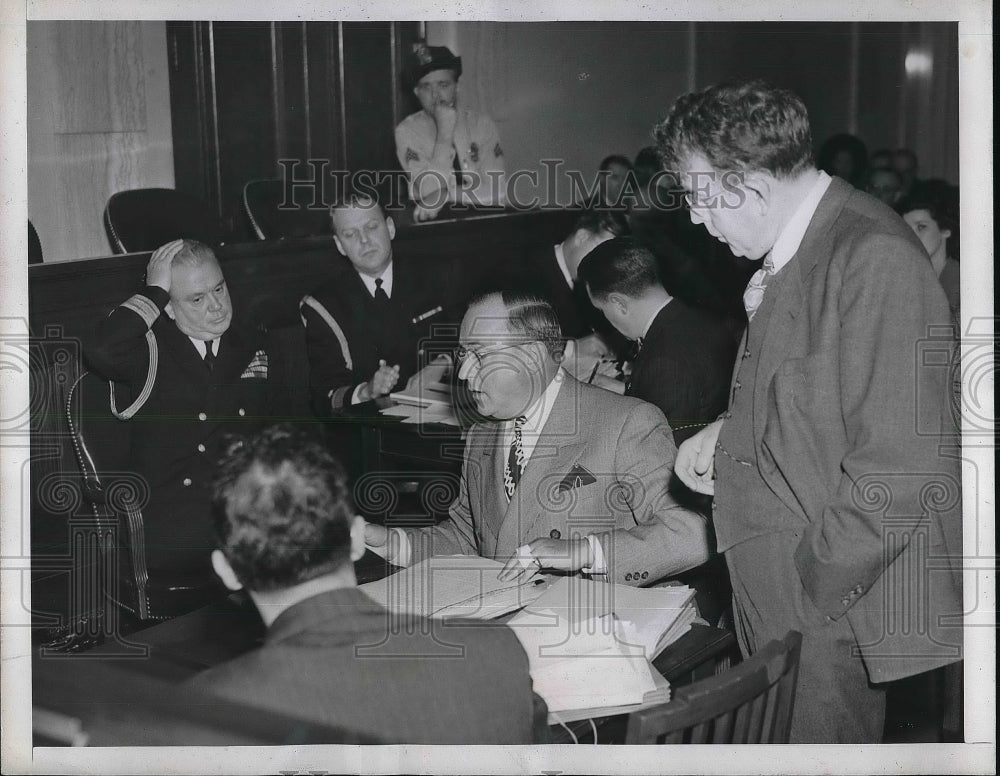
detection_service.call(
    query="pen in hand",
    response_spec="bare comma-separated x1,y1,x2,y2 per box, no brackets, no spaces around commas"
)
587,359,602,385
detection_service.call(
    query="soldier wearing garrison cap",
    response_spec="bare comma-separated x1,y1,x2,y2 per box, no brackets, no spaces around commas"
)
395,43,506,222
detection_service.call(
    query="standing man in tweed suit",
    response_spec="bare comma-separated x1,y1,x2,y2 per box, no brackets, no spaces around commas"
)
660,80,962,742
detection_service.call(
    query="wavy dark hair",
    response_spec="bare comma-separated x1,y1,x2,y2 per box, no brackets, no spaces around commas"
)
211,425,354,592
654,79,814,178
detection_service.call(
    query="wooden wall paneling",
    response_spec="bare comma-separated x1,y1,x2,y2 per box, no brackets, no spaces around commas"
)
393,22,423,125
274,22,308,164
856,23,907,155
167,22,216,207
210,22,280,242
305,21,344,177
342,23,400,176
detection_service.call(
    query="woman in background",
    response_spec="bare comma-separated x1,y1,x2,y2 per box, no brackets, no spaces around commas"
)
897,195,960,324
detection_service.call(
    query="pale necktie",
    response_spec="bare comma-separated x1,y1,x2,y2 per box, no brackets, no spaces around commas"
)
743,253,776,322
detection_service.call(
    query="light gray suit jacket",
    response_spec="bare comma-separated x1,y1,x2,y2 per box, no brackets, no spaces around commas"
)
405,376,710,585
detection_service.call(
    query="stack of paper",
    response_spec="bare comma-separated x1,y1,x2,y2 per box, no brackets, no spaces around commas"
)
508,606,659,713
358,556,549,620
605,583,698,659
505,577,696,714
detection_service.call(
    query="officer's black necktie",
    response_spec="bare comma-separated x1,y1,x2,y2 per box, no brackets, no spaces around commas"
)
374,277,390,307
203,340,216,372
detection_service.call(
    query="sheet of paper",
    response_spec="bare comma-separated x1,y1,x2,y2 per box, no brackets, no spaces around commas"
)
358,556,550,620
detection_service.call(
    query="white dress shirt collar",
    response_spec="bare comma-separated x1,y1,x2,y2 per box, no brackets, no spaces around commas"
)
553,244,574,288
189,336,219,358
767,170,832,274
357,262,394,298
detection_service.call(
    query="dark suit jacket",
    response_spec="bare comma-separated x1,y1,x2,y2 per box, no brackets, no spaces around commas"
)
85,287,271,572
520,244,594,338
722,177,962,682
301,257,445,415
186,587,548,744
406,374,710,585
626,299,737,446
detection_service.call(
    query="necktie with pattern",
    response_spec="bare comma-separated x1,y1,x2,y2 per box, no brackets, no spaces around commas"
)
503,415,527,502
203,340,216,372
743,253,776,322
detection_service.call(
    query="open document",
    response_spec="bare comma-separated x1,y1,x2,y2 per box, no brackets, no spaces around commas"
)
358,556,550,620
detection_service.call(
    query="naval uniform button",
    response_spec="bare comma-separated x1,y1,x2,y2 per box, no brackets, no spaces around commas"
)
743,348,751,359
197,443,206,453
182,477,192,487
624,573,632,581
238,408,246,417
198,412,207,421
641,571,649,580
733,380,742,389
549,529,561,540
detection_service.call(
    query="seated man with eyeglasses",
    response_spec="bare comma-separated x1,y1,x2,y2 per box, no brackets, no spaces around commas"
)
363,291,710,585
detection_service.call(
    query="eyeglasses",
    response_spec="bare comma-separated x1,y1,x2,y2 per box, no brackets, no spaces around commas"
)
455,342,533,370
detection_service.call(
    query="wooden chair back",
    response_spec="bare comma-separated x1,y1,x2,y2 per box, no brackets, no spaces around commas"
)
625,630,802,744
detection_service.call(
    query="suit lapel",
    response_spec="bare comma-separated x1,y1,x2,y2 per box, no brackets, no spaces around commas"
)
495,377,588,553
752,179,847,441
482,422,505,543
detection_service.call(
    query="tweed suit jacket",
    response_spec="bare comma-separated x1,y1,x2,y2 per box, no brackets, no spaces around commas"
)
186,587,546,743
405,375,710,585
731,178,962,682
